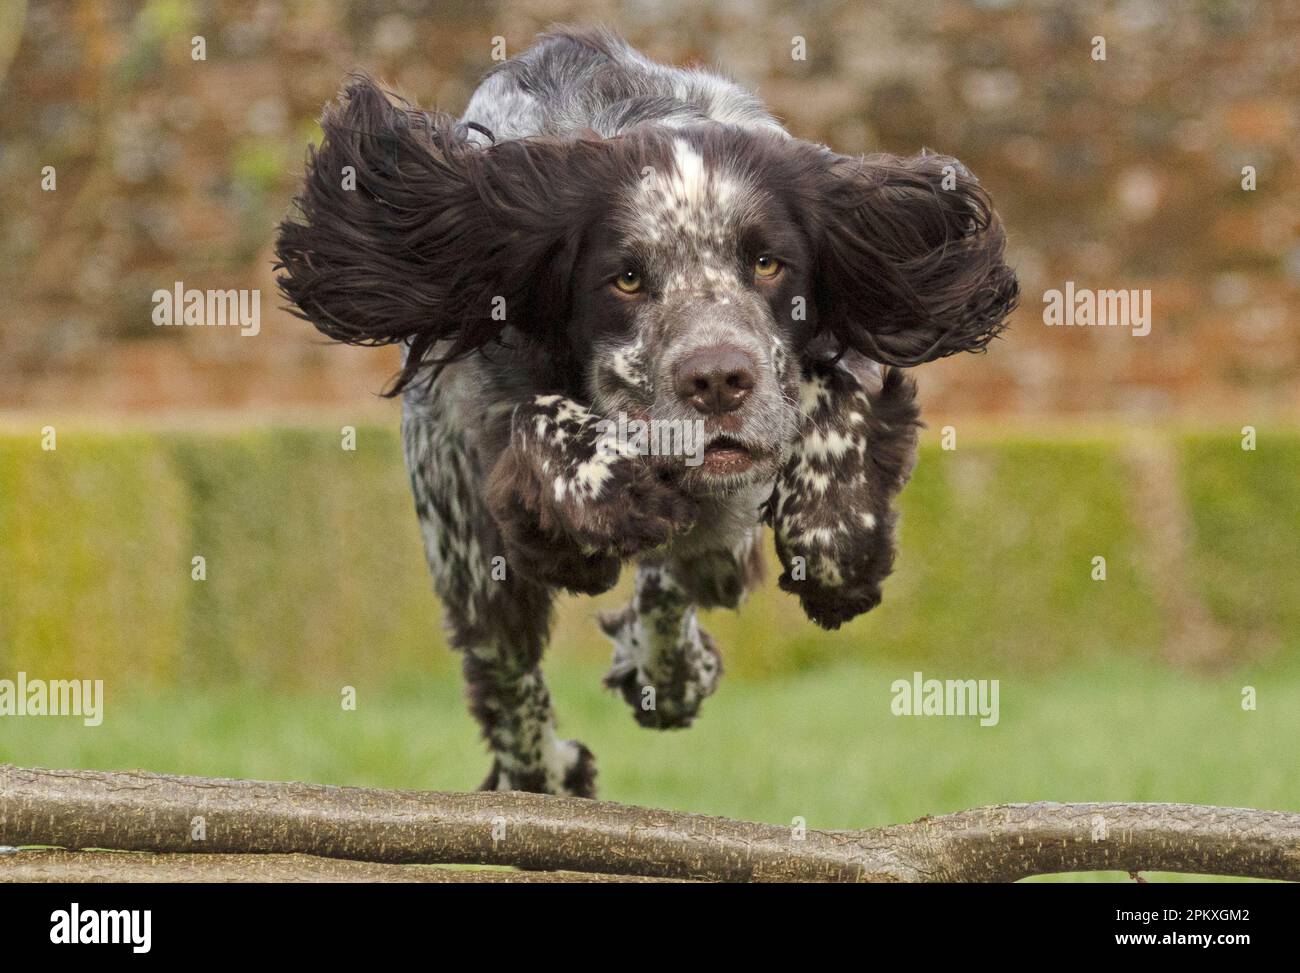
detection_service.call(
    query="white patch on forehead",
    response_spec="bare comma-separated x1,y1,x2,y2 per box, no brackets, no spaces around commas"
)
670,140,710,207
623,138,753,234
667,139,747,213
613,137,765,303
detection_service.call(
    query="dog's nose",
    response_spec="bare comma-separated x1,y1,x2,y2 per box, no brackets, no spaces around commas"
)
674,345,757,414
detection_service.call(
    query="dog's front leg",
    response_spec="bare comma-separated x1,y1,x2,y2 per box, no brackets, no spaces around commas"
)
767,360,921,629
486,394,697,595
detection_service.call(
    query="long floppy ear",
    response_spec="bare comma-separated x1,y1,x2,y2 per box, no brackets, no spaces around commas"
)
275,76,605,393
811,151,1018,366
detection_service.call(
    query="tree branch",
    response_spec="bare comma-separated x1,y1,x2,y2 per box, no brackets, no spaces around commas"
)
2,765,1296,882
0,850,669,883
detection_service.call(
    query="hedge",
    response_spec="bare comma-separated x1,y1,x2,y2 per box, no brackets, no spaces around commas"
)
1,426,1294,686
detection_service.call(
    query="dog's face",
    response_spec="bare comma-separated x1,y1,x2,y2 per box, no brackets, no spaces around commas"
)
276,80,1018,496
571,136,816,492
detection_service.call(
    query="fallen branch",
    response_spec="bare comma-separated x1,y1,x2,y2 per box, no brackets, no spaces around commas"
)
2,765,1297,882
0,850,670,883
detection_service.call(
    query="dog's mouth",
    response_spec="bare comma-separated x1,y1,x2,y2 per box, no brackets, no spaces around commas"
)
697,435,756,476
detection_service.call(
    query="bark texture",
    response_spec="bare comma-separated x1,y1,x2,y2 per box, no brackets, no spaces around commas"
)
2,765,1296,882
0,850,670,883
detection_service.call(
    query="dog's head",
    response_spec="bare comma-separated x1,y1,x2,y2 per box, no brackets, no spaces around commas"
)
277,78,1017,494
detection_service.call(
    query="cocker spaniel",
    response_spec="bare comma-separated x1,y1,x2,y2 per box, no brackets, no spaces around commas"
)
275,26,1017,796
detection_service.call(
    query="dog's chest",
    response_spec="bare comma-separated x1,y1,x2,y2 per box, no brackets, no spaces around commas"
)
666,481,773,559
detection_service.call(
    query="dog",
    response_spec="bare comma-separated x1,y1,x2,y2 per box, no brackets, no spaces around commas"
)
275,26,1017,797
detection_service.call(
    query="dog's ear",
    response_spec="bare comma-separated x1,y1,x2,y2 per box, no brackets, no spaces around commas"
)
275,76,601,393
807,151,1018,366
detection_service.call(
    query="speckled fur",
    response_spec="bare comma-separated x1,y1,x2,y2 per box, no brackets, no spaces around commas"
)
767,355,921,629
598,535,763,729
276,26,1016,797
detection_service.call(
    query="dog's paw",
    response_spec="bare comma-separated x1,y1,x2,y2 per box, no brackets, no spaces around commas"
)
604,665,714,729
479,739,598,798
563,459,698,558
497,515,622,595
601,611,721,729
487,397,697,574
778,570,882,631
555,740,599,799
772,506,896,630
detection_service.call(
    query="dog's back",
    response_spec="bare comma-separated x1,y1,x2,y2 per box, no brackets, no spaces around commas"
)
460,26,784,145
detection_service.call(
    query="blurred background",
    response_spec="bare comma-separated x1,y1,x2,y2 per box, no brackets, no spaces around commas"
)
1,0,1297,881
1,0,1297,415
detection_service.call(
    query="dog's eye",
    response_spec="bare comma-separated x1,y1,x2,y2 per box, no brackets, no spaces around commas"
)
754,255,781,279
613,270,643,294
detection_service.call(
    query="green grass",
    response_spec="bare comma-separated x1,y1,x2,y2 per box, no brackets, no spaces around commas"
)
4,657,1295,882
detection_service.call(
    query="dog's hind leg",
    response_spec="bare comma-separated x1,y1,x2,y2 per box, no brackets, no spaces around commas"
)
600,530,763,729
460,606,598,798
404,402,596,797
